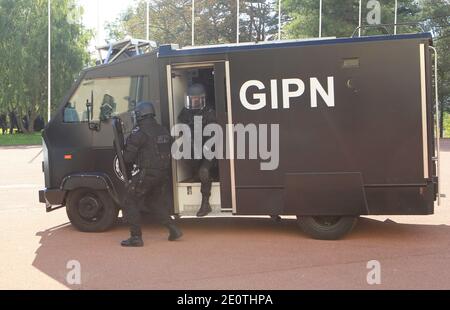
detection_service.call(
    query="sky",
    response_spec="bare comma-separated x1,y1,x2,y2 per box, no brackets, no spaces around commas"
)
77,0,137,47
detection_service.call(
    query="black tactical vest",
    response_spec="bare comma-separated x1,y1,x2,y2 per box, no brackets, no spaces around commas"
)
137,119,172,170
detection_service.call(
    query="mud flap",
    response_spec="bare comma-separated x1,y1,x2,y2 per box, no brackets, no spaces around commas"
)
284,172,369,216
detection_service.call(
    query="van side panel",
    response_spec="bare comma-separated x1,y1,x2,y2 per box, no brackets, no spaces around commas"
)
227,38,434,215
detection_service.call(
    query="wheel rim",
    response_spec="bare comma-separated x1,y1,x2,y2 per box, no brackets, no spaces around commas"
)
312,216,341,227
77,194,104,222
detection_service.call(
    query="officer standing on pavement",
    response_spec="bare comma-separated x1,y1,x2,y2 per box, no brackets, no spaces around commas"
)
178,83,217,217
121,101,182,247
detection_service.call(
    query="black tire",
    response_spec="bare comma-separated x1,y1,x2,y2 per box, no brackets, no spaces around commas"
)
66,188,119,232
297,216,358,240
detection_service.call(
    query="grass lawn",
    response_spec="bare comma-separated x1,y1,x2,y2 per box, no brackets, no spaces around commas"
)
444,112,450,139
0,131,42,146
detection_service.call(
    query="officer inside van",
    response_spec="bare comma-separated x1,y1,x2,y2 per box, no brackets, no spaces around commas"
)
121,101,183,247
178,83,217,217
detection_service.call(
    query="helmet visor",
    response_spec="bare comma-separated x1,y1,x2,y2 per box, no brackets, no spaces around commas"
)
186,95,206,110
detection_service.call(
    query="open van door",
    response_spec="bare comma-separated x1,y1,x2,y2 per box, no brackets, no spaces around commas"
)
166,61,235,216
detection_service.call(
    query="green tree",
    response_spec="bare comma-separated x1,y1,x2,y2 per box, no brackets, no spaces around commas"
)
282,0,449,137
105,0,281,46
105,0,193,46
239,0,280,42
282,0,421,38
0,0,91,133
421,0,450,137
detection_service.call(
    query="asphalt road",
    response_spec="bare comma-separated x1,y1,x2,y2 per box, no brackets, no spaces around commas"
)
0,141,449,290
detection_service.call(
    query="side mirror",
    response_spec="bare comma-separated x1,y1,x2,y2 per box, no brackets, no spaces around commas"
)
86,91,100,131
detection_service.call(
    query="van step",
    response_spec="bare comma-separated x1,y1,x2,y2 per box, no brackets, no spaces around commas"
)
176,211,233,218
177,205,232,217
178,204,221,214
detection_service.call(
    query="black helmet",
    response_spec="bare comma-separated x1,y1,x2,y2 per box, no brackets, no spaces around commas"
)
186,83,206,110
188,83,206,97
134,101,156,120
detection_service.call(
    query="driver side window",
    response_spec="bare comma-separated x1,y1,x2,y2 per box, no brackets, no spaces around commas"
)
63,76,148,123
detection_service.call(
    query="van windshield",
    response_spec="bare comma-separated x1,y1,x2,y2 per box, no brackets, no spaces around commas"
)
63,76,148,123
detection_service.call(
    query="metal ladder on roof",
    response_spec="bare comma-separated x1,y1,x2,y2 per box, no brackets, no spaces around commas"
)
96,38,157,64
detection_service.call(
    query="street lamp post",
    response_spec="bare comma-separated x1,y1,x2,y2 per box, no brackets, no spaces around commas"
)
236,0,240,43
96,0,100,45
394,0,398,35
358,0,362,37
278,0,281,40
192,0,195,45
146,0,150,40
319,0,322,38
48,0,51,122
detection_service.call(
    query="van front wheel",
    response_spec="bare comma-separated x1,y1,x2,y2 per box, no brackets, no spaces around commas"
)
297,216,358,240
66,189,118,232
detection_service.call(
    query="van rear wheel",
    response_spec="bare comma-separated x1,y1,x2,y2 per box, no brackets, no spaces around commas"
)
66,188,118,232
297,216,358,240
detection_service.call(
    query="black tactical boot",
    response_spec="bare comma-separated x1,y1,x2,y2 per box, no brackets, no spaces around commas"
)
196,198,212,217
166,223,183,241
121,235,144,247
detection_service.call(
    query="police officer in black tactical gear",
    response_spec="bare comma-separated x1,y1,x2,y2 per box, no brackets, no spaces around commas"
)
178,83,217,217
121,101,183,247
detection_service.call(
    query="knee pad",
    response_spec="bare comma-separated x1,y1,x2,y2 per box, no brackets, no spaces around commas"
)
199,167,210,182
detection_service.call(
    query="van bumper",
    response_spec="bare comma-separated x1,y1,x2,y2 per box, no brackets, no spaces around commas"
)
39,189,66,212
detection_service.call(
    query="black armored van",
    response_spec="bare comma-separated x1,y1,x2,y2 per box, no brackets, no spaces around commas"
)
39,33,440,240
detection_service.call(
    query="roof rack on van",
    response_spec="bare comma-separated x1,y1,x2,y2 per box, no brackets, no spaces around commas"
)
351,22,426,37
177,37,336,51
96,38,157,64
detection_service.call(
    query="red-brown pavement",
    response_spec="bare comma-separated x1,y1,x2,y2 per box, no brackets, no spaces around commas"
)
0,141,449,290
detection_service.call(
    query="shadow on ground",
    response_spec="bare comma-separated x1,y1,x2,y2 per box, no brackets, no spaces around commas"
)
32,216,450,289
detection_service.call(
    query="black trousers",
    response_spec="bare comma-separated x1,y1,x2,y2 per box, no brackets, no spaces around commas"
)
122,169,172,237
197,159,217,199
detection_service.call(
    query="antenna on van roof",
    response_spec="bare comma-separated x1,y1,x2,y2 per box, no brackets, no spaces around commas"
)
96,38,157,65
